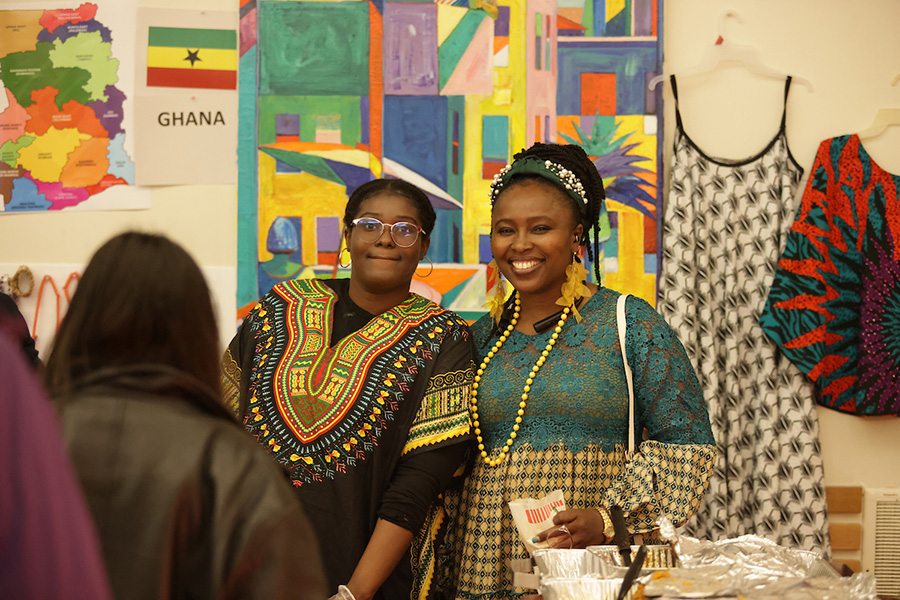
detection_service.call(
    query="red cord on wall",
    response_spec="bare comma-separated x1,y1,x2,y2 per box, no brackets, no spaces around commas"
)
32,275,60,341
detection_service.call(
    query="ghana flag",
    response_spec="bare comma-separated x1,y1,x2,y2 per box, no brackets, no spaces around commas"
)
147,27,237,90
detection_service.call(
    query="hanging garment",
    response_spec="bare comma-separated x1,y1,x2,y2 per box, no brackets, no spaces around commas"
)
760,134,900,416
657,75,830,553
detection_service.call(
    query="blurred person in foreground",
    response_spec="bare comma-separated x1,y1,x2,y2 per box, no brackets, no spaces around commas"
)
0,291,41,367
44,231,328,600
0,333,112,600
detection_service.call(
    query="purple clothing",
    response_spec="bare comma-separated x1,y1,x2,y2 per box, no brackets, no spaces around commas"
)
0,292,40,367
0,335,112,600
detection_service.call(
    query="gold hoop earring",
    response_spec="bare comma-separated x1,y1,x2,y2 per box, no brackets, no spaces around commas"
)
338,248,352,268
415,256,434,278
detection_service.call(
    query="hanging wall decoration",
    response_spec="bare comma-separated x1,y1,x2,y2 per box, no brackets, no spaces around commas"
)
236,0,664,319
132,7,240,186
0,2,149,212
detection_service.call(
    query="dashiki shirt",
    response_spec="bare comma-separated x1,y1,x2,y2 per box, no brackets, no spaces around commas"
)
222,278,473,599
760,134,900,416
450,288,716,600
658,75,831,553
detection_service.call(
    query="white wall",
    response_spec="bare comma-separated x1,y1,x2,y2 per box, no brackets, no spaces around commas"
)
658,0,900,493
1,0,897,505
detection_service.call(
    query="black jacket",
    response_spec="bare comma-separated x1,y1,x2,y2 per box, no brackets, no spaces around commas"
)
59,365,328,600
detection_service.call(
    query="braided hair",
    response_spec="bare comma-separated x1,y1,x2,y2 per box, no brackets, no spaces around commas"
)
499,143,607,283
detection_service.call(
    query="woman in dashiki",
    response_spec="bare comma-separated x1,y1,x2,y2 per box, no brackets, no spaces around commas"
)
449,143,717,599
223,179,474,600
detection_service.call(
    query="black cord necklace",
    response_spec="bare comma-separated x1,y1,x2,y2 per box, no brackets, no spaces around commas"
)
532,295,587,333
493,293,587,336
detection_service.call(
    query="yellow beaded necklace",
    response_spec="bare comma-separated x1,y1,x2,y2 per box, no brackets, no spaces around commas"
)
471,291,573,467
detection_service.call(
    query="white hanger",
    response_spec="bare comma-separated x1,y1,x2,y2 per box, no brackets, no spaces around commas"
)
857,74,900,139
648,10,814,92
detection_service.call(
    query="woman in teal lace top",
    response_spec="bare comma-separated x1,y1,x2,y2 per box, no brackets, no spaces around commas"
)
450,143,716,599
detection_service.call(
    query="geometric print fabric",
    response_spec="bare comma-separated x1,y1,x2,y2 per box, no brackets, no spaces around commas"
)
657,76,831,554
452,440,716,599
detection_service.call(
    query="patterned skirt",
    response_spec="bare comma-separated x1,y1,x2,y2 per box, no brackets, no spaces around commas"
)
448,439,714,599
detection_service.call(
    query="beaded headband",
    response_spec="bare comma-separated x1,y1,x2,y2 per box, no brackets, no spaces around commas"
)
489,155,589,207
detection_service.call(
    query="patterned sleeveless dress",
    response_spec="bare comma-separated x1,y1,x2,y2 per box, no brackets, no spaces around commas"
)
657,75,830,553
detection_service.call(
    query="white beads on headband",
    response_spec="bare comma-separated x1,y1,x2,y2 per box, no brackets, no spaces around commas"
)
489,164,512,201
546,160,588,204
489,157,589,206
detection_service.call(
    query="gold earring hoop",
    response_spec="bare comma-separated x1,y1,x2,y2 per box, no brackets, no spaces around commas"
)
338,248,352,268
415,256,434,278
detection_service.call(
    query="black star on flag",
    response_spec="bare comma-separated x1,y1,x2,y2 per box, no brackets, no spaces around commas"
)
184,49,201,67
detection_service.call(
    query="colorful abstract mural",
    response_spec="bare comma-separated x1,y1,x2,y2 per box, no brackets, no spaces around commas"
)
237,0,664,320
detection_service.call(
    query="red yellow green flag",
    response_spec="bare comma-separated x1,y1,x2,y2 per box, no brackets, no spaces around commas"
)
147,27,237,90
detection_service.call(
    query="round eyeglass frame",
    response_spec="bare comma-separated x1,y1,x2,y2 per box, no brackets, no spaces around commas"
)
350,217,423,248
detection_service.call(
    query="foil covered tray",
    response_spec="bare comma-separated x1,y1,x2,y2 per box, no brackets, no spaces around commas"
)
531,519,877,600
587,544,680,572
648,520,876,599
640,564,742,598
540,576,640,600
533,549,590,578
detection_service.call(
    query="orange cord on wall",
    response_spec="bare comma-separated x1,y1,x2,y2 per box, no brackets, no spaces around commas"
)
31,275,60,341
63,271,80,303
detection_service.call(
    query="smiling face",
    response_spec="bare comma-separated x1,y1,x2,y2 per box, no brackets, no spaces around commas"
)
491,178,583,306
344,192,430,300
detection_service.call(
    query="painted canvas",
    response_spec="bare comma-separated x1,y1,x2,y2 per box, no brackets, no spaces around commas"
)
236,0,663,320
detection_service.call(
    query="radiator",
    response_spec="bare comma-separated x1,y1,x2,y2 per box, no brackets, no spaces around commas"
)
862,488,900,596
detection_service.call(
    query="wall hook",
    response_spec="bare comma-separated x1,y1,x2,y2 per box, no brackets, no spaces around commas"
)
716,10,742,45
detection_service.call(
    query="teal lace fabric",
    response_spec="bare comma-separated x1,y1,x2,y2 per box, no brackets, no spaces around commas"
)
450,288,716,599
473,288,712,453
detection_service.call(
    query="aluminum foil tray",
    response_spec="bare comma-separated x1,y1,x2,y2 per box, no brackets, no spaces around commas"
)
587,544,680,570
540,576,640,600
533,549,590,578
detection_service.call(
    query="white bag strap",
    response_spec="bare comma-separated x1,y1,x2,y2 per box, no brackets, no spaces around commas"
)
616,294,635,457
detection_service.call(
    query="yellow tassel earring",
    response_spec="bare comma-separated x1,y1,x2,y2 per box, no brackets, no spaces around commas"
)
557,253,590,322
484,259,509,323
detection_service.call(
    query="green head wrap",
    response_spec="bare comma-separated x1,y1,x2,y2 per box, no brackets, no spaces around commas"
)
488,155,589,208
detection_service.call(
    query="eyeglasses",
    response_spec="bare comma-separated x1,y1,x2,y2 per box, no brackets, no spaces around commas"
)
350,217,423,247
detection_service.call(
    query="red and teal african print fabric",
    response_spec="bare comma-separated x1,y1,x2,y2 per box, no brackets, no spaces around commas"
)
760,134,900,416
